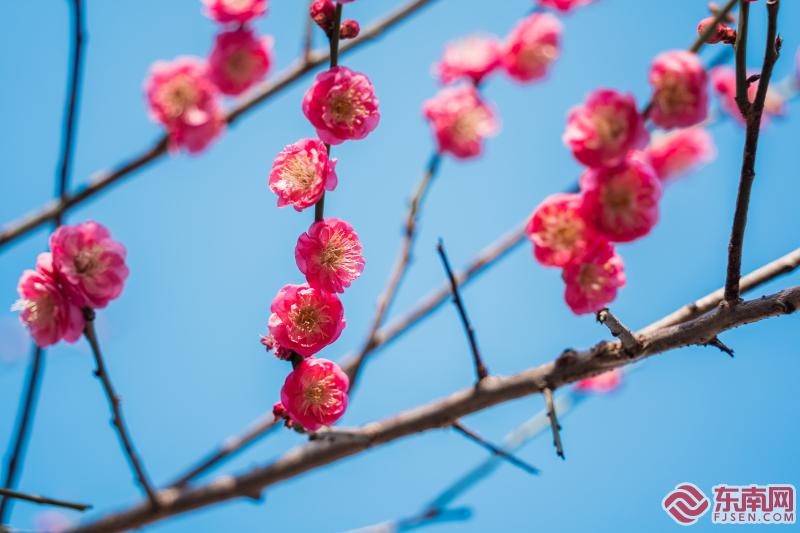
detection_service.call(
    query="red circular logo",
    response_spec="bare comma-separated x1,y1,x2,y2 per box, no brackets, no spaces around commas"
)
662,483,710,526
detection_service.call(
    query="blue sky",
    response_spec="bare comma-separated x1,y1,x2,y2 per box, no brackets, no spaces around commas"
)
1,1,799,532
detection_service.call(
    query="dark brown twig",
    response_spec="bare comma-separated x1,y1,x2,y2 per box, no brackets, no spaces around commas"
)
437,239,488,382
543,388,564,460
596,308,640,354
703,336,735,357
0,487,91,513
734,0,751,116
724,0,781,303
451,422,539,475
83,312,159,508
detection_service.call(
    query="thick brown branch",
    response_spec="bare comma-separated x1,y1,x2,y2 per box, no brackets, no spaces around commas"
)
0,487,91,513
724,0,781,303
451,422,538,475
543,388,564,460
83,314,158,508
0,0,439,251
67,286,800,533
437,239,488,382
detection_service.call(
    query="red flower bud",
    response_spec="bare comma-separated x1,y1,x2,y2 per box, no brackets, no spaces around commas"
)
339,19,360,40
310,0,336,34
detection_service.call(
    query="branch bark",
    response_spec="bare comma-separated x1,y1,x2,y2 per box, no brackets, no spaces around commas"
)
0,487,91,513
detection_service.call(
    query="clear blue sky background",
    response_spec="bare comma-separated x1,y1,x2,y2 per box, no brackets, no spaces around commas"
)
1,1,798,532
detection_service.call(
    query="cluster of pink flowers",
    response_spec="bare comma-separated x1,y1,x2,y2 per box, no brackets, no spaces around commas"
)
267,1,375,432
12,222,128,347
144,0,272,153
529,45,716,314
425,10,567,159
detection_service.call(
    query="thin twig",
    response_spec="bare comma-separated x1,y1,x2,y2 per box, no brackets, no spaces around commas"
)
543,388,564,460
0,0,440,250
67,286,800,533
302,0,315,64
0,487,91,513
703,336,735,357
437,240,489,382
596,308,640,354
724,0,781,303
734,0,751,116
83,312,159,509
451,422,539,475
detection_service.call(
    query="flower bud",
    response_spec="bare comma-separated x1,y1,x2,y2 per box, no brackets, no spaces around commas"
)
310,0,336,34
339,19,360,39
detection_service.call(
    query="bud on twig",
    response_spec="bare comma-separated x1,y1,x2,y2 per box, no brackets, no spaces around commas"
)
339,19,360,40
698,16,737,45
310,0,337,35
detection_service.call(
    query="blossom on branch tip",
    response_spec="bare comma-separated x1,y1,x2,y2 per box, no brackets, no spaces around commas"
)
574,369,623,393
49,221,129,309
280,357,349,431
525,193,599,267
579,156,661,243
310,0,337,34
434,34,501,85
269,138,338,211
208,27,273,96
649,50,708,129
13,253,84,347
302,66,380,145
268,284,345,357
645,128,716,181
203,0,267,24
697,16,736,45
562,240,625,315
536,0,593,13
144,57,225,154
296,218,365,294
422,84,498,159
563,89,648,168
501,13,562,84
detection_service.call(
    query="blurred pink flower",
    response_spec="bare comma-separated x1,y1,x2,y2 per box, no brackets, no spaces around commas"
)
203,0,267,24
562,241,625,315
280,357,349,431
645,128,716,181
269,138,338,211
501,13,562,83
563,89,648,168
13,253,84,347
208,27,273,96
34,511,74,533
435,34,501,85
302,66,380,145
574,369,623,393
296,218,365,294
649,50,708,129
422,84,498,159
579,157,661,243
526,193,599,267
50,221,129,309
536,0,593,13
268,284,345,357
711,66,785,125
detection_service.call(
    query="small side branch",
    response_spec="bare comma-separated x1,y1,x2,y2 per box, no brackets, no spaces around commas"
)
437,239,488,383
0,487,91,513
596,308,640,354
703,336,735,357
451,422,539,476
543,388,564,460
83,311,159,508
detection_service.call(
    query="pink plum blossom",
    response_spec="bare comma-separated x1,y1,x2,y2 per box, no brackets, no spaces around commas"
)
649,50,708,129
697,16,736,45
502,13,562,83
280,357,349,431
203,0,267,24
49,221,129,309
574,369,623,393
562,240,625,315
525,193,600,267
208,27,273,96
536,0,593,12
563,89,648,168
295,218,365,293
302,66,380,145
435,34,501,85
645,128,716,181
711,66,785,125
144,57,225,154
13,253,84,347
269,138,338,211
422,84,498,159
268,284,345,357
579,157,661,243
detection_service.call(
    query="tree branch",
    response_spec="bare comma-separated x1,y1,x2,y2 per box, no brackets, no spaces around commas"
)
0,0,440,251
451,421,539,476
724,0,781,303
543,388,564,459
596,308,640,354
66,286,800,533
734,0,751,116
0,487,91,513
